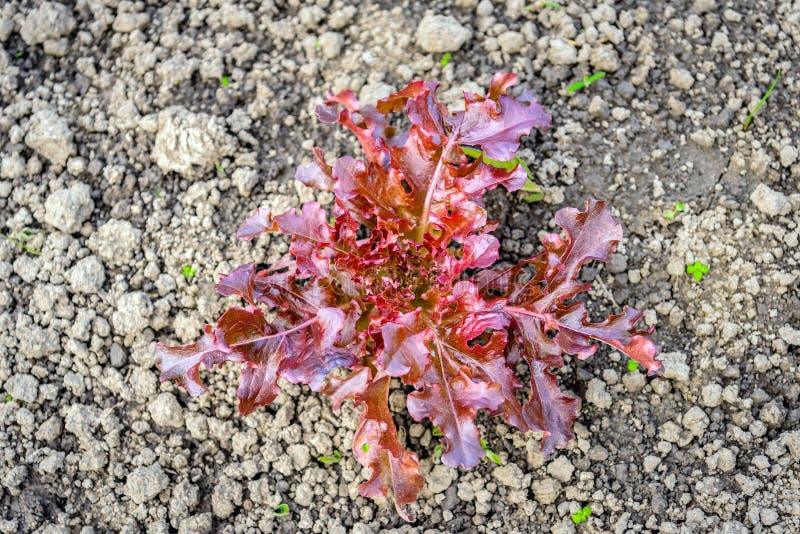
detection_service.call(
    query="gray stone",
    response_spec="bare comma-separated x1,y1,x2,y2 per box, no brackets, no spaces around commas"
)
590,44,620,72
586,378,612,409
546,455,574,482
682,406,709,437
112,12,149,33
493,463,526,488
112,292,153,336
19,2,76,45
661,352,690,382
211,476,242,518
25,109,75,167
318,31,344,59
426,464,457,494
88,219,142,267
125,464,169,504
44,183,93,233
178,514,213,534
415,14,472,53
531,477,561,505
151,106,237,177
358,82,395,106
669,68,695,90
66,256,106,294
701,383,722,408
148,392,185,428
549,39,578,65
750,184,791,216
498,31,525,54
4,374,39,404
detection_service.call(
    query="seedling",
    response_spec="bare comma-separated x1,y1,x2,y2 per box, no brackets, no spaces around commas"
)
1,230,41,255
686,261,709,282
182,265,197,279
220,75,230,87
362,443,370,453
627,358,639,372
5,394,11,402
567,72,606,93
461,146,543,202
663,201,685,220
274,503,290,516
215,162,225,174
440,52,452,68
433,444,444,464
156,73,660,520
529,1,563,8
432,426,443,437
314,39,321,49
480,438,503,465
15,51,24,58
317,450,342,464
156,189,164,198
743,70,781,132
571,505,592,524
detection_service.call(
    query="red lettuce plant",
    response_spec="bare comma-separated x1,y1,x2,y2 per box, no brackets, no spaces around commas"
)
156,73,661,519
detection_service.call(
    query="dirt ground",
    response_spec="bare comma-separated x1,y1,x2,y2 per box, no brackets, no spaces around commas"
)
1,0,799,532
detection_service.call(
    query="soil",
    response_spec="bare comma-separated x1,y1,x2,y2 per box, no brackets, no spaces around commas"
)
1,0,799,533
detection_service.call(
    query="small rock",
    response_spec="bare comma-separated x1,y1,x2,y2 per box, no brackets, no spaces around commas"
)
548,39,578,65
4,374,39,404
211,477,242,518
318,32,344,59
148,392,185,428
25,109,75,167
125,464,169,504
759,401,786,428
44,183,93,233
112,12,149,33
586,378,612,409
750,184,791,216
778,326,800,345
151,106,237,177
179,514,213,534
661,352,690,382
286,444,310,470
779,145,798,167
669,68,695,90
358,82,395,106
415,14,472,53
493,463,525,488
701,384,722,408
498,31,525,54
19,2,76,45
546,455,574,482
531,477,561,505
88,219,142,267
682,406,709,437
427,464,457,494
112,292,153,336
66,256,106,294
590,44,620,72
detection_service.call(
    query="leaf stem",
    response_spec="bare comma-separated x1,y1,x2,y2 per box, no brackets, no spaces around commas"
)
229,316,318,347
415,127,460,241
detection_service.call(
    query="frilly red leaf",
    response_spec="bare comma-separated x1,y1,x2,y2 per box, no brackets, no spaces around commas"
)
156,73,660,520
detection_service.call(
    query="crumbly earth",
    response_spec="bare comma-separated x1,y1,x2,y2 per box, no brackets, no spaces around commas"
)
1,1,799,533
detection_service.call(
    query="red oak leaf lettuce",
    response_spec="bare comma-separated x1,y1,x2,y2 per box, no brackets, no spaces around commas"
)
155,72,661,520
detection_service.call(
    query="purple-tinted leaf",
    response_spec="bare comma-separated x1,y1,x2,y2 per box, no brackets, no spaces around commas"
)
237,207,277,241
522,360,580,454
380,311,431,385
295,147,334,192
156,325,236,397
215,263,257,304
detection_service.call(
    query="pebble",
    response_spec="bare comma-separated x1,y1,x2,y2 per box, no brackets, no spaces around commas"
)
493,463,526,488
750,184,791,216
111,292,153,336
701,384,722,408
148,392,185,428
669,68,695,90
44,182,93,233
19,2,76,45
88,219,142,267
415,14,472,53
498,31,525,54
548,39,578,65
660,352,690,382
211,477,243,518
151,106,237,177
318,31,344,59
682,406,709,437
427,464,457,494
590,44,620,72
586,378,612,409
25,109,76,167
531,477,561,505
546,455,574,482
4,374,39,404
66,256,106,294
778,326,800,345
125,464,170,504
779,145,798,167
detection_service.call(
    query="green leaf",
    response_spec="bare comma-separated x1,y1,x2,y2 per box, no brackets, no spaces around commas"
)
480,438,503,465
5,394,11,402
361,443,370,453
663,210,675,220
182,265,197,279
220,76,230,87
571,505,592,524
743,69,781,132
317,450,342,464
627,358,639,372
15,50,24,58
461,146,543,203
461,146,482,159
674,201,685,212
215,162,225,174
314,39,321,49
440,52,452,68
432,426,443,437
274,503,290,516
433,444,443,464
686,261,709,282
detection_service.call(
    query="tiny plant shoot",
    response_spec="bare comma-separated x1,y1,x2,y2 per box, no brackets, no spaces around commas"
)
182,265,197,280
5,394,11,402
530,1,563,8
215,162,225,174
743,70,781,132
274,504,290,516
571,505,592,524
440,52,452,68
686,261,709,282
663,201,685,220
156,73,661,520
0,229,41,256
480,438,503,465
220,75,230,87
627,358,639,372
567,72,606,93
317,450,342,464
